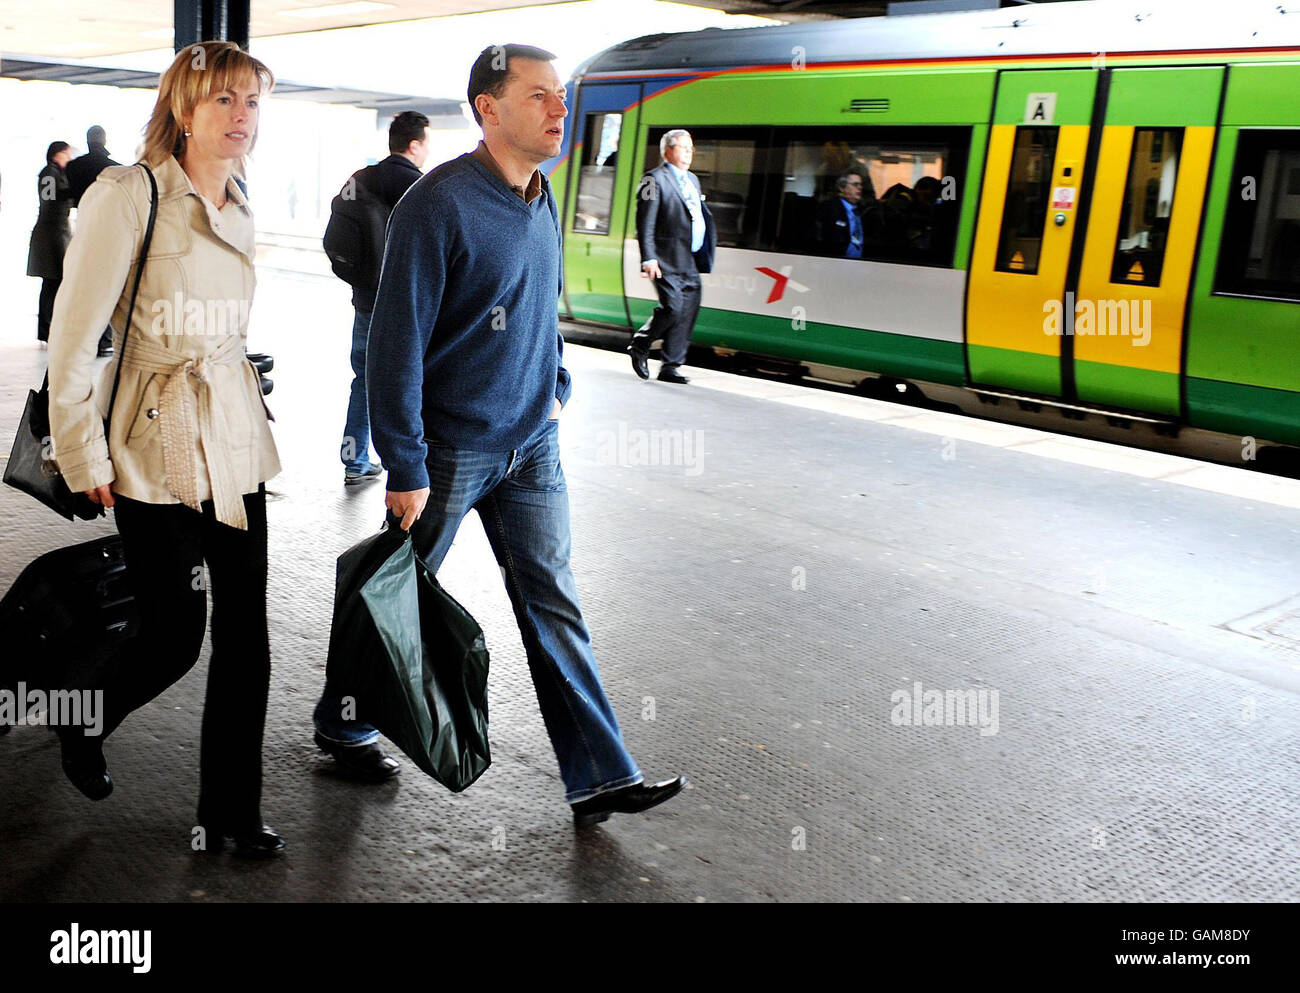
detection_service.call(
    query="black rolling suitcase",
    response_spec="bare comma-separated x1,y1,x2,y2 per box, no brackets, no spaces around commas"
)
0,536,139,726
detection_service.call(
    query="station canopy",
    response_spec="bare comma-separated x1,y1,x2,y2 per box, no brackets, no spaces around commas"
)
2,1,1067,60
0,0,1073,115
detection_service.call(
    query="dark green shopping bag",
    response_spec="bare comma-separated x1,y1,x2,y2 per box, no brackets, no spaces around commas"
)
324,526,490,791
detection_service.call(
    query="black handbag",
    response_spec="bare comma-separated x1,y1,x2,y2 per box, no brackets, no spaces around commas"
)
3,164,158,521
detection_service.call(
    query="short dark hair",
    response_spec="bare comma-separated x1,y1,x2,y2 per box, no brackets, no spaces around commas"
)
466,44,557,126
86,125,106,147
46,141,71,165
836,171,863,192
389,111,429,154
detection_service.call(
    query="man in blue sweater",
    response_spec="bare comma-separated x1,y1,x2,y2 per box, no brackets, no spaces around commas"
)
312,44,685,828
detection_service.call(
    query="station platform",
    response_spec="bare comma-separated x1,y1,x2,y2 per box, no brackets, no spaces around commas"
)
2,266,1299,903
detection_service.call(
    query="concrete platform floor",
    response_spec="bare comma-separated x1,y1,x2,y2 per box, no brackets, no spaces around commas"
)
2,267,1299,903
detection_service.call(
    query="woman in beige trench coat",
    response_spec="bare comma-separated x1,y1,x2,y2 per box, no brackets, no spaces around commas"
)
47,41,285,858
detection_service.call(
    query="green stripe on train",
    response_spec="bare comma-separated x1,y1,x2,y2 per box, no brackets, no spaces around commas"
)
626,299,966,385
1076,362,1179,415
1074,361,1178,415
966,345,1060,396
1187,378,1300,447
641,68,998,128
1222,64,1300,127
1105,67,1224,127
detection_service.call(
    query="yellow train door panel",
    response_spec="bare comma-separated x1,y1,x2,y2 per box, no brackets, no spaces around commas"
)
1071,67,1223,414
967,70,1098,395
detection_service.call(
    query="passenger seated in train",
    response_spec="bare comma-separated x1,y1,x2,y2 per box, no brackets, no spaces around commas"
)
814,171,867,258
860,176,956,264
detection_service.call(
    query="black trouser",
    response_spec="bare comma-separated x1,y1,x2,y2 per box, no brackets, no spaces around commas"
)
91,487,271,833
36,279,107,348
37,278,59,342
632,269,702,367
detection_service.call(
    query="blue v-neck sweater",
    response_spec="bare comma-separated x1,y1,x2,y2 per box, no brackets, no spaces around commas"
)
366,153,570,492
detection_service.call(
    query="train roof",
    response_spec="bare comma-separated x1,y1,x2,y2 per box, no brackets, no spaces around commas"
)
574,0,1300,78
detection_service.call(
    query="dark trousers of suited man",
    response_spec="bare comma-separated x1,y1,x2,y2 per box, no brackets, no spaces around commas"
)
635,268,701,368
629,129,714,383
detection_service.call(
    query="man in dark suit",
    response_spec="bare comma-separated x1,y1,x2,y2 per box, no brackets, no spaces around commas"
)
335,111,429,488
66,126,120,207
629,129,715,384
66,126,121,356
815,171,866,259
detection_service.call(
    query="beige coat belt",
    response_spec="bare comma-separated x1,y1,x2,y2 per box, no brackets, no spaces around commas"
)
118,334,250,530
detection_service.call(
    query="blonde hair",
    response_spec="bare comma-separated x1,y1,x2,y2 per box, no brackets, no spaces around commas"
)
141,42,274,168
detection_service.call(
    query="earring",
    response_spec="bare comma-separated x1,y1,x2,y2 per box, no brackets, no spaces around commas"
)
183,126,192,137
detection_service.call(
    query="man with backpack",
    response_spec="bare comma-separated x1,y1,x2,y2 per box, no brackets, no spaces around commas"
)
324,111,430,485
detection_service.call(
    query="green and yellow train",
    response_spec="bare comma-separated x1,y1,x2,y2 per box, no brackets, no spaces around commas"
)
544,0,1300,453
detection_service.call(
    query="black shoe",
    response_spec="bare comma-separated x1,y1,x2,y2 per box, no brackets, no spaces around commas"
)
627,342,650,380
571,776,686,828
259,375,274,396
657,365,690,384
314,731,400,782
200,824,287,859
60,736,113,802
231,826,286,859
245,352,274,375
344,464,383,486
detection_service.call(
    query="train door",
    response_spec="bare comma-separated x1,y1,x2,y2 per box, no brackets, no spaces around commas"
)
1069,67,1222,414
967,70,1098,395
561,82,641,326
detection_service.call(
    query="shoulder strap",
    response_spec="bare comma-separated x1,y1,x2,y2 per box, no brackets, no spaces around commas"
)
105,163,158,426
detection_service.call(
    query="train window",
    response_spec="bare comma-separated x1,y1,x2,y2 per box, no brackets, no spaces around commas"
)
779,138,960,265
1215,129,1300,302
572,112,622,235
643,128,763,249
637,125,967,262
995,127,1058,275
1109,128,1183,287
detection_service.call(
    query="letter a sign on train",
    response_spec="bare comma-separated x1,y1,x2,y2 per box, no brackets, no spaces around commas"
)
1025,93,1057,125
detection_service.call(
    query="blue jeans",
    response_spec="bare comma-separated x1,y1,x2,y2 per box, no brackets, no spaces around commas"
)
314,419,643,802
341,309,375,473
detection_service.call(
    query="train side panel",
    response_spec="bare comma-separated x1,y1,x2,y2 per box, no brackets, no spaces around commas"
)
612,66,997,388
1184,62,1300,445
561,47,1300,449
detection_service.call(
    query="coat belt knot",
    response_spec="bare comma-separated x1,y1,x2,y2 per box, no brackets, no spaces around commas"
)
118,334,249,529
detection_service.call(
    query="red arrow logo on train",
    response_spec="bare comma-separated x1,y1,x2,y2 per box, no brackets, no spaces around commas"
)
754,265,810,304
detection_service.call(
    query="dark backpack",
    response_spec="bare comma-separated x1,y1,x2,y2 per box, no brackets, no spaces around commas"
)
323,166,388,291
